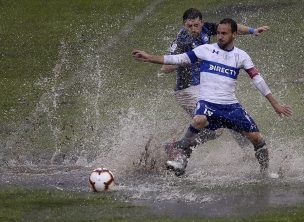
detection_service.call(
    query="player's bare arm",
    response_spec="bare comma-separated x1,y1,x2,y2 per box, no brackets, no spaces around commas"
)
133,50,191,66
132,50,164,64
237,24,269,36
250,72,292,117
265,94,293,117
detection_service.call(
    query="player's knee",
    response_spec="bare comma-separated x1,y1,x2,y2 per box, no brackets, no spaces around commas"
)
192,115,208,128
244,132,265,148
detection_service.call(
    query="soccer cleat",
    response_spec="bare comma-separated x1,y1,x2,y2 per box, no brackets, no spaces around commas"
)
166,148,188,176
164,139,193,159
255,147,269,174
164,141,177,161
164,138,198,176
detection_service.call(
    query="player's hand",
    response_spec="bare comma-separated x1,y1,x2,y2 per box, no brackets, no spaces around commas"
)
274,103,292,117
254,26,270,36
132,49,150,62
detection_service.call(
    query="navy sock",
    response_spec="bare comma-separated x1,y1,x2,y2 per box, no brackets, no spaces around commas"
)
184,125,200,138
188,125,200,134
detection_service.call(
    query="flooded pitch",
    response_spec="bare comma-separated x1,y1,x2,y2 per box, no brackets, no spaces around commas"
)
1,139,304,219
1,169,304,219
1,118,304,218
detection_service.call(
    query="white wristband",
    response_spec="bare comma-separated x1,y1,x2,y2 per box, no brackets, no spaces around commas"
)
252,75,271,96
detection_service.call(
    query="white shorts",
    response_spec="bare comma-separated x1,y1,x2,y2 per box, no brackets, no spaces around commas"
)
174,85,200,117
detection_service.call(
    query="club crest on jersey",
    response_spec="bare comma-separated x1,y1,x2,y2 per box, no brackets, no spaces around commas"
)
203,35,209,43
170,43,177,53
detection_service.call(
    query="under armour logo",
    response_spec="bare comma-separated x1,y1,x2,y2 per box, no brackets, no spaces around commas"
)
212,49,219,54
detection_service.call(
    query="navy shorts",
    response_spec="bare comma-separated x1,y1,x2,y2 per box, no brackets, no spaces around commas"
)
195,100,259,132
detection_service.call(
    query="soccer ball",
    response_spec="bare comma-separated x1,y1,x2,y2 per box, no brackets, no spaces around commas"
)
89,168,114,192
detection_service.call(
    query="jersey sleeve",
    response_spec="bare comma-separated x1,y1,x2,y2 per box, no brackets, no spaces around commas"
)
164,53,192,65
164,44,207,65
181,44,207,64
191,45,207,61
242,51,259,79
241,51,271,95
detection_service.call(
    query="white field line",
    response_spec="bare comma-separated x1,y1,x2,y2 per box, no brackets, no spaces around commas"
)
4,41,67,161
100,0,164,53
49,41,67,163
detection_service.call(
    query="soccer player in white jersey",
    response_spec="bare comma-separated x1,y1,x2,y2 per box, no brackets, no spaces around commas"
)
132,18,292,176
161,8,269,156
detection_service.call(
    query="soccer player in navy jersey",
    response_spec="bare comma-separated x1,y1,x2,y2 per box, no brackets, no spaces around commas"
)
161,8,270,162
132,18,292,176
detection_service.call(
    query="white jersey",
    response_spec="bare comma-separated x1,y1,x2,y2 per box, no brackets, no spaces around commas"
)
163,43,270,104
187,43,255,104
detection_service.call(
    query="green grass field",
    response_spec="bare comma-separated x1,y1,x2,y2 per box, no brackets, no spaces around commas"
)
1,0,304,221
1,187,304,221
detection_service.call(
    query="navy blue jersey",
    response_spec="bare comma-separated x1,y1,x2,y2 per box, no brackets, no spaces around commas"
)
169,22,217,91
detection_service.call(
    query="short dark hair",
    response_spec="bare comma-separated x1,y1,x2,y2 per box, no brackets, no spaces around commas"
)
182,8,202,22
219,18,238,33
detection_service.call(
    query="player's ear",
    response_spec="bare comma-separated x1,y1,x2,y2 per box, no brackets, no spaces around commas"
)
232,31,237,38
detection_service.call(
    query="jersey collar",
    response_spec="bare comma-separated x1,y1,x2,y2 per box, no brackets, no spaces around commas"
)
217,43,234,52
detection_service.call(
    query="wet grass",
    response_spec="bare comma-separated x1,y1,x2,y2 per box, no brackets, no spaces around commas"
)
0,186,304,221
0,0,150,125
0,186,146,221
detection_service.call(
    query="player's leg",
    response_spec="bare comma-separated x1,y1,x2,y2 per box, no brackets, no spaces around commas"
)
166,87,217,162
229,129,252,150
166,86,201,156
189,86,221,144
242,131,269,173
166,115,208,176
221,103,269,174
164,88,199,170
198,128,223,143
166,99,215,176
175,115,209,150
176,85,220,144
